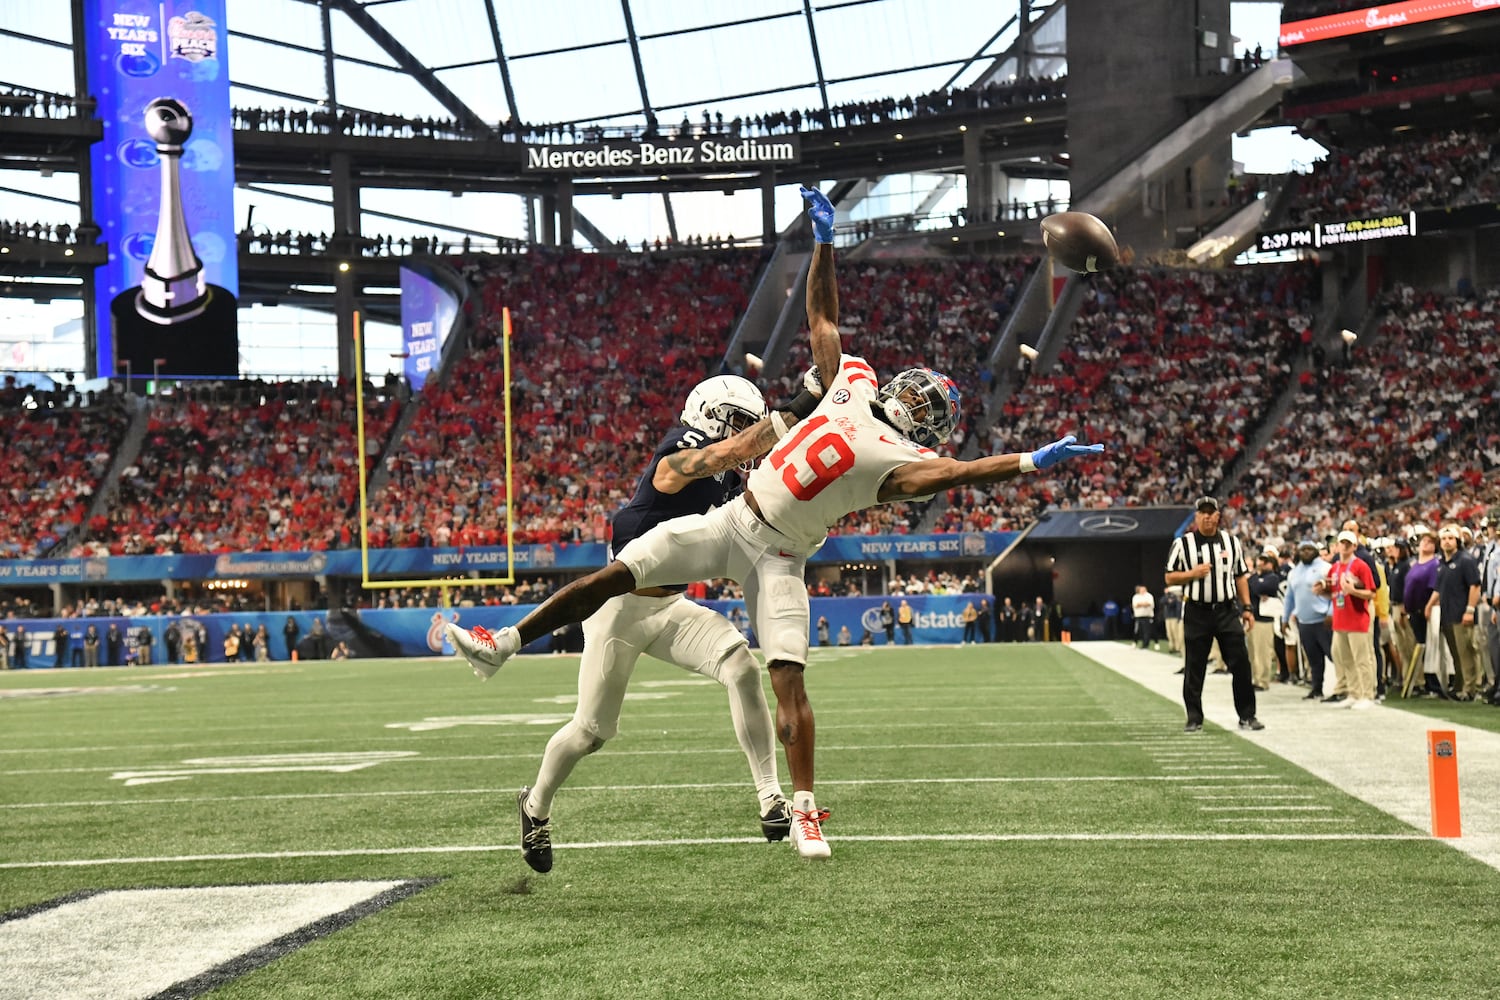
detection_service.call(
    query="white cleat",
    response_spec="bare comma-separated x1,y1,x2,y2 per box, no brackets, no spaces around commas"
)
790,806,831,859
445,622,516,679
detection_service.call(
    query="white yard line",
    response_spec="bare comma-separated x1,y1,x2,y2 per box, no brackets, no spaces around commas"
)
0,832,1431,870
0,772,1289,812
1071,641,1500,872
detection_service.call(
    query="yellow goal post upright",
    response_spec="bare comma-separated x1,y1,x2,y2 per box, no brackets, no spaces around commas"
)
353,307,518,600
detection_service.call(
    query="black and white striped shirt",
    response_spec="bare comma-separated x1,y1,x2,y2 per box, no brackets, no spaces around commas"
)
1166,530,1248,605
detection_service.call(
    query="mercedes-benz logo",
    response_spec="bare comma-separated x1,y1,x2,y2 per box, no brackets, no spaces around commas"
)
1078,513,1140,534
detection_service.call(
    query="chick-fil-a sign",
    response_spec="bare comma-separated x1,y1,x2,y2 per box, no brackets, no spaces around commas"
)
1280,0,1500,46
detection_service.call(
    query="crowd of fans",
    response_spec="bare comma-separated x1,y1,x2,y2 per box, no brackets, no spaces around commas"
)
772,254,1033,535
1228,283,1500,541
0,387,132,559
356,579,566,610
0,87,81,119
1287,126,1500,222
369,249,761,549
932,264,1317,532
1,220,83,245
69,379,400,556
229,76,1066,147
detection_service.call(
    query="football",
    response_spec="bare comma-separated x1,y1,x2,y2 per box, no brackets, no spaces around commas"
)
1040,212,1119,273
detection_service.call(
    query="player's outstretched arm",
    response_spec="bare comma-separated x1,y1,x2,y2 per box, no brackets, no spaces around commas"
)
876,434,1104,502
801,185,842,387
653,413,796,493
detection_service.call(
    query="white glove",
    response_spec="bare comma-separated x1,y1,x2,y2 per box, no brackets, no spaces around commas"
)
803,366,825,397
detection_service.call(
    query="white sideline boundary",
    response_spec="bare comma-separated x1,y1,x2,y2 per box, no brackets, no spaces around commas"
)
1069,641,1500,873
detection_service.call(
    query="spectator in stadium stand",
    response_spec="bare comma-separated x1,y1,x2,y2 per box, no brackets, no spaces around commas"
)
1326,529,1379,711
1427,524,1484,700
1165,497,1262,733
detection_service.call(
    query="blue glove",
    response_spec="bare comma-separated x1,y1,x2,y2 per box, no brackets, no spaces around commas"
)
800,185,835,244
1030,434,1104,470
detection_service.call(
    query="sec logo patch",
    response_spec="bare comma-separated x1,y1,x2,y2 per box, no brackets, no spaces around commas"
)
832,389,851,404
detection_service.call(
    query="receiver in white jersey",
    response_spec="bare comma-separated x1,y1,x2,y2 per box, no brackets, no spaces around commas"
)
745,354,937,552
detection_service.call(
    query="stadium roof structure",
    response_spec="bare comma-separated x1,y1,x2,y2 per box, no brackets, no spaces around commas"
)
3,0,1065,140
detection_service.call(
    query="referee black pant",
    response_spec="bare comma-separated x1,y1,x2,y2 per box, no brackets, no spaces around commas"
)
1182,601,1257,724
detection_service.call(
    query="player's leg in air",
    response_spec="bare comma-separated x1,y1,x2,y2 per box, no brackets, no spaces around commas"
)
445,561,638,678
745,553,829,859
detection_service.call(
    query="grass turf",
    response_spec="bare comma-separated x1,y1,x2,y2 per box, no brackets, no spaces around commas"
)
1,645,1497,999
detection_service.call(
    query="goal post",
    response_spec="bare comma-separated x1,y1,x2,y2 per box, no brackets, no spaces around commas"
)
354,307,517,590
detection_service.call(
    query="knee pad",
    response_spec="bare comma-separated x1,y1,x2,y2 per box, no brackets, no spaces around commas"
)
707,645,761,689
559,718,609,755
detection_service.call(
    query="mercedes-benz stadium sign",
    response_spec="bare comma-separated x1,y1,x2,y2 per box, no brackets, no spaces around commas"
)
523,137,800,174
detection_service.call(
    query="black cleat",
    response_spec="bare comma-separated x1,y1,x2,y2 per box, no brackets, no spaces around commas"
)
1321,694,1346,704
1302,690,1322,700
517,786,553,873
1238,717,1265,731
1184,721,1203,734
760,795,792,842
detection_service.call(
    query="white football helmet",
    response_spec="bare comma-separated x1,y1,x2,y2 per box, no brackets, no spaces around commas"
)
876,368,960,448
679,375,767,441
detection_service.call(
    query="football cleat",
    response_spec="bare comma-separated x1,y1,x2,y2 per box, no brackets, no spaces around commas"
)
760,795,792,842
517,786,553,873
446,622,516,679
790,806,831,859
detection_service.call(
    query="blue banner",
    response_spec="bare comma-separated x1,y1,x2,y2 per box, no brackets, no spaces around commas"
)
85,0,237,376
399,265,459,391
3,595,997,667
0,533,1016,586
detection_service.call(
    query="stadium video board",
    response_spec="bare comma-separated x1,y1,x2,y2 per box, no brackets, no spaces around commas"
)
84,0,239,378
1280,0,1500,46
1257,211,1418,253
399,264,460,391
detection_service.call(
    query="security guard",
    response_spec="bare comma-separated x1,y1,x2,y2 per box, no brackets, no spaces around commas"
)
1165,496,1263,733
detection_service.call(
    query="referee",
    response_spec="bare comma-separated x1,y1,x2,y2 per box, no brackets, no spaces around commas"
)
1164,496,1264,733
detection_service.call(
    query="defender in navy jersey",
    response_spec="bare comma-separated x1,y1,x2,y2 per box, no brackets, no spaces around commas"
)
610,424,744,558
492,374,811,873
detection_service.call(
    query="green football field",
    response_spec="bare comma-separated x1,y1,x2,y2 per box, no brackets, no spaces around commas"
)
1,646,1498,999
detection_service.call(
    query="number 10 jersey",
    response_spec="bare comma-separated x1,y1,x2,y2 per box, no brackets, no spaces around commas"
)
745,354,937,552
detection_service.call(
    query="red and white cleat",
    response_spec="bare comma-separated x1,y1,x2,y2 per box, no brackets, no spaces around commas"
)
445,623,518,679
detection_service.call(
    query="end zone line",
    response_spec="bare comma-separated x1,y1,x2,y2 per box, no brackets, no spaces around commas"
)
0,832,1433,869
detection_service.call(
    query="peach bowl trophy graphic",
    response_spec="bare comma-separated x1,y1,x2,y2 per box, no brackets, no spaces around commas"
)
112,96,238,375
